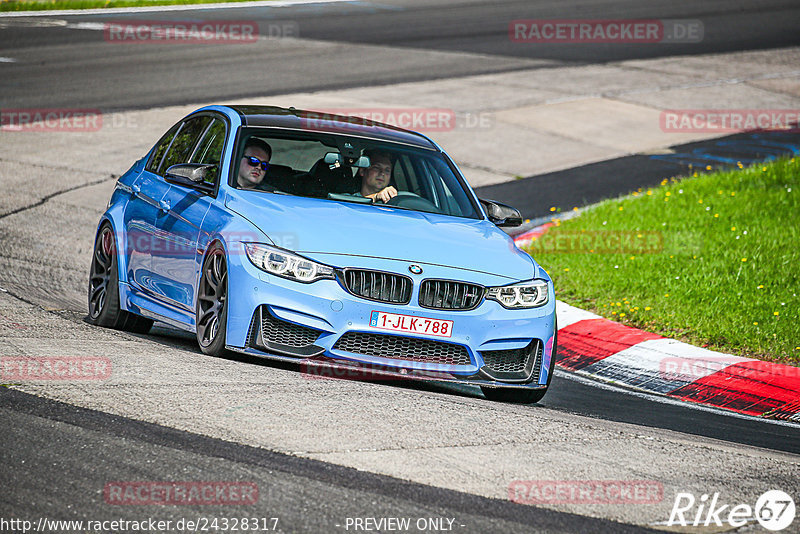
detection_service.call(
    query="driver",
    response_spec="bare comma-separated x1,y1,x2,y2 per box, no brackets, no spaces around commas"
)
237,138,272,190
356,149,398,203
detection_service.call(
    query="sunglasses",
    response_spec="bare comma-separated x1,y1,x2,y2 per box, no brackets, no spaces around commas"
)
243,155,269,171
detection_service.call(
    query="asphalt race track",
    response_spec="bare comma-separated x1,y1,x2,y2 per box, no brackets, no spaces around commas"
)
1,0,799,110
1,387,657,533
2,1,800,532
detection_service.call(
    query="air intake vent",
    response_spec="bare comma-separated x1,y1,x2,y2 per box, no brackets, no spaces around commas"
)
261,313,321,348
246,306,324,358
340,269,412,304
419,279,484,310
333,331,471,366
480,340,541,382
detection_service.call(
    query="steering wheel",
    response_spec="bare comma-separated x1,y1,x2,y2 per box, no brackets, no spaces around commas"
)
384,192,440,213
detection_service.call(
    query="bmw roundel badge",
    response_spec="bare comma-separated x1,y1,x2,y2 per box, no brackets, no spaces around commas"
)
408,265,423,275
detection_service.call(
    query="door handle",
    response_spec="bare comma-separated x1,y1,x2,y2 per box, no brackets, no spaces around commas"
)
159,199,170,213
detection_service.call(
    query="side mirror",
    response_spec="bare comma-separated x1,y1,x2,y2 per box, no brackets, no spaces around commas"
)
479,198,523,227
165,163,216,193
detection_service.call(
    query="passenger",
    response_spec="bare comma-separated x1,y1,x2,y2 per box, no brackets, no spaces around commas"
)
237,138,272,189
356,149,398,203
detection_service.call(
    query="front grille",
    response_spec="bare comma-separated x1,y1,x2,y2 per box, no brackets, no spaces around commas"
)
340,269,412,304
333,332,471,366
419,279,484,310
480,340,541,380
260,313,321,348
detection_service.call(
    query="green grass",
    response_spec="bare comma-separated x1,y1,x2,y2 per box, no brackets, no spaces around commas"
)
526,157,799,364
0,0,268,11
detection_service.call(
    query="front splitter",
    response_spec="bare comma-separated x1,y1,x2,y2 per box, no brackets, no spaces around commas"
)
225,345,547,390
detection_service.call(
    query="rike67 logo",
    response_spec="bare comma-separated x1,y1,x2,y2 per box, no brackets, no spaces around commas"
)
667,490,795,531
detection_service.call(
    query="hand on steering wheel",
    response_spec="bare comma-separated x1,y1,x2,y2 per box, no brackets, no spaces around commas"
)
371,186,398,203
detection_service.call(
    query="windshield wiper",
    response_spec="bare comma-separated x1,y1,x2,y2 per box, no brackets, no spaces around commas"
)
327,193,372,204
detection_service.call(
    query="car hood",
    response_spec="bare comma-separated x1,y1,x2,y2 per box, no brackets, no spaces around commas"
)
226,192,537,281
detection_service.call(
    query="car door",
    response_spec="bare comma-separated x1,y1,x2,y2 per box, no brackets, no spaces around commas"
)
123,121,180,294
150,115,224,311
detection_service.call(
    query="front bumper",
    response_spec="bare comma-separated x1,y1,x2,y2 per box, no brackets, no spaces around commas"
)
226,252,556,388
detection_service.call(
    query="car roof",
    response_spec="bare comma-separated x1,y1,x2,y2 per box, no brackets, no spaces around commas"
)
227,105,439,150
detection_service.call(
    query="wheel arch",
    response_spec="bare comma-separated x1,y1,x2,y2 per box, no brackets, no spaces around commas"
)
193,201,270,345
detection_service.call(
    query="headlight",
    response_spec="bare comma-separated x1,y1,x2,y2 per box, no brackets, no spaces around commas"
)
486,280,549,309
244,243,335,283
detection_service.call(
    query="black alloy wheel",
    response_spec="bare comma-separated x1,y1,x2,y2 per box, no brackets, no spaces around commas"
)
87,224,152,333
88,226,115,322
196,244,228,356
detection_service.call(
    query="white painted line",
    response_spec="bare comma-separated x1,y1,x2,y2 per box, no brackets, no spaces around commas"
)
0,57,17,62
67,21,106,31
0,0,349,17
555,300,601,329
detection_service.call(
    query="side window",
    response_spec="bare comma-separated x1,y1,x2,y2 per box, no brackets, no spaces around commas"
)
405,156,435,201
393,156,408,191
190,118,226,184
394,155,421,195
158,116,212,174
423,157,472,217
146,122,181,173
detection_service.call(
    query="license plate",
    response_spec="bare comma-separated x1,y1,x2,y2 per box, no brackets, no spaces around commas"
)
369,311,453,338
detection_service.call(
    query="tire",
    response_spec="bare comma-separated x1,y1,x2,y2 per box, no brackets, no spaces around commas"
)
482,323,557,404
87,224,153,334
196,243,228,356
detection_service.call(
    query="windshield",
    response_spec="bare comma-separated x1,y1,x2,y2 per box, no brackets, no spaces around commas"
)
232,128,481,219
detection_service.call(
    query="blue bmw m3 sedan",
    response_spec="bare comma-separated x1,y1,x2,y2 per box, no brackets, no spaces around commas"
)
88,105,556,403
